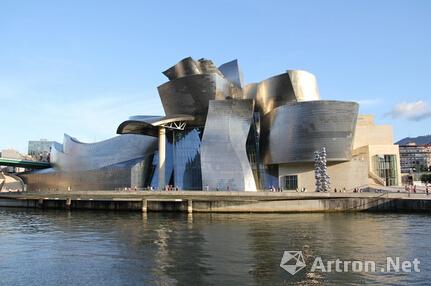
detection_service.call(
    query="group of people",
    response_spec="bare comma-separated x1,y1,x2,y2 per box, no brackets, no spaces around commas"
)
404,184,430,196
116,185,431,195
269,186,283,192
116,186,182,192
265,186,358,192
163,185,181,192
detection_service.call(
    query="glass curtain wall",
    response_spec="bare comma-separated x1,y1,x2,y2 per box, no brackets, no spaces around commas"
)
373,154,398,186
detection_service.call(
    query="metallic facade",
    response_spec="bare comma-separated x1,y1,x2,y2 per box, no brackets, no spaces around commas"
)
21,134,157,190
158,58,243,125
117,115,195,136
51,134,157,171
20,157,152,191
201,99,257,192
245,70,320,114
21,56,361,192
218,59,244,88
162,57,224,80
261,101,358,165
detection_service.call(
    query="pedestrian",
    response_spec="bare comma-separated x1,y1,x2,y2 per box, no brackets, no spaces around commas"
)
426,185,429,196
334,188,337,193
414,185,417,194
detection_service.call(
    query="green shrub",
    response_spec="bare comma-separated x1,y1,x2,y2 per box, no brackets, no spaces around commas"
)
421,174,431,183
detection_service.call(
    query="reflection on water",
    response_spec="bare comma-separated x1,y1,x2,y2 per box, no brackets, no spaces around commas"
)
0,209,430,286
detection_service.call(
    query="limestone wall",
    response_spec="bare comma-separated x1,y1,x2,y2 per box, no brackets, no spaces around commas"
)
278,158,368,192
353,115,394,149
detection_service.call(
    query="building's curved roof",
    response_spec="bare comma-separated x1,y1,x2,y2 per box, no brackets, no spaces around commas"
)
117,114,195,136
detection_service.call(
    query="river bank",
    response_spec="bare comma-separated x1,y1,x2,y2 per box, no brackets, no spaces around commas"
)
1,189,431,213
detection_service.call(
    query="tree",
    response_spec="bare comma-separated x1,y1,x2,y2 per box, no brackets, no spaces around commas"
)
420,174,431,184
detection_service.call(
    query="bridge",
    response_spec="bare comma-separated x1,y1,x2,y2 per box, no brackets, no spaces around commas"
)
0,158,51,169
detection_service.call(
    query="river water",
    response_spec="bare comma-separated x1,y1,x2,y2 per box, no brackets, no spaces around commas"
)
0,208,430,285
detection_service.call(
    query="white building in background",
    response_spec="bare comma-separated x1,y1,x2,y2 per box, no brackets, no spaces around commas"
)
398,143,431,173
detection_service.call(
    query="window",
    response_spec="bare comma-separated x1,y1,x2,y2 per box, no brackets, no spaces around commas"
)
373,154,398,186
284,175,298,190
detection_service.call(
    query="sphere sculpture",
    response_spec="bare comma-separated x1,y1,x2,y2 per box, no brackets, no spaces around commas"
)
314,147,331,192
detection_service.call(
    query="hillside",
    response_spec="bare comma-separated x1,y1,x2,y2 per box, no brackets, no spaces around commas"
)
396,135,431,145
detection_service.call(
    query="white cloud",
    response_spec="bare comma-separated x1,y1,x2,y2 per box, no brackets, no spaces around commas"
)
385,100,431,121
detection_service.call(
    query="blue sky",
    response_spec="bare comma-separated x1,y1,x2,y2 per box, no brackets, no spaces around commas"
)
1,0,430,153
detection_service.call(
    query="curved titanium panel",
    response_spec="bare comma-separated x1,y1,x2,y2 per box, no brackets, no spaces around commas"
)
117,114,195,136
198,58,224,75
162,57,202,80
201,99,257,191
117,120,159,137
244,83,258,100
162,57,223,81
287,70,320,102
218,59,244,88
21,156,153,191
248,70,320,114
261,100,358,164
158,73,242,125
51,134,157,171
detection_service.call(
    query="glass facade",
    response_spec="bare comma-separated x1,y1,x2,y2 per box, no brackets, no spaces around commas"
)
246,112,265,189
147,128,203,190
172,128,203,190
262,165,279,189
283,175,298,190
373,154,398,186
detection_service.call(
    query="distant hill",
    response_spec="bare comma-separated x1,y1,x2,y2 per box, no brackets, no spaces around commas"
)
396,135,431,145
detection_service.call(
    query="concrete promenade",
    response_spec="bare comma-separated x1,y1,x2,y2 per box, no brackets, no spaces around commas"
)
1,189,431,213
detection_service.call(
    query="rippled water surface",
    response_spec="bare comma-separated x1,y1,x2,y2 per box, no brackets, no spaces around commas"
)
0,208,430,285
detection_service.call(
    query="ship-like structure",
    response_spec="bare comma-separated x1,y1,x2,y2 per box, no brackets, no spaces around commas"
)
22,57,398,191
